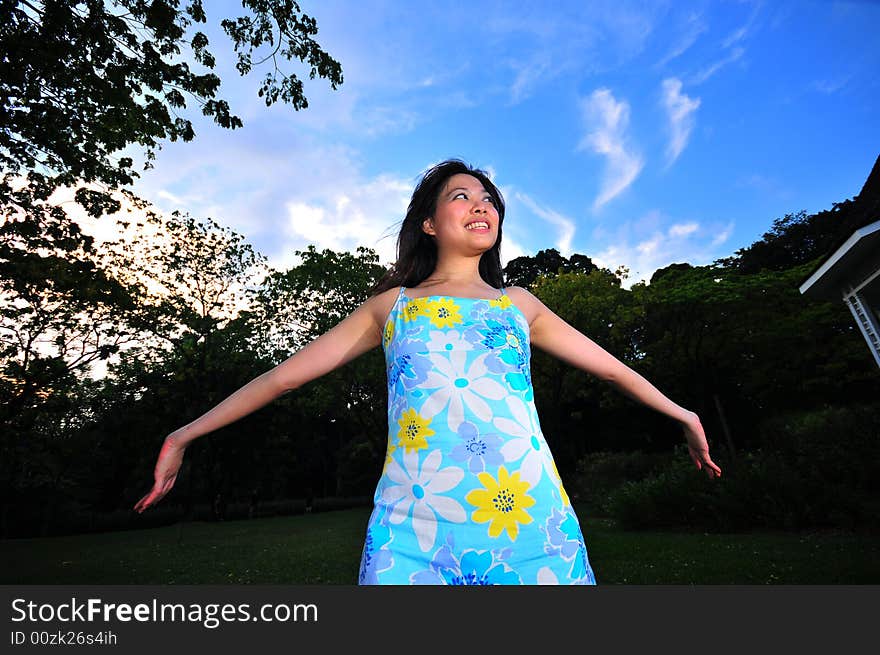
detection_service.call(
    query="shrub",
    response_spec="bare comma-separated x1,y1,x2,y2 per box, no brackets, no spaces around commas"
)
570,449,669,516
605,402,880,532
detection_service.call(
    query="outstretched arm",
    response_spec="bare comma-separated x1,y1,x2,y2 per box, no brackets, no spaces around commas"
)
134,296,385,513
515,287,721,479
177,298,383,447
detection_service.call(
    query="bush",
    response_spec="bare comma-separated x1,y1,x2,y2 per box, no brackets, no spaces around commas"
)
606,444,726,531
605,402,880,532
754,401,880,530
4,495,374,539
570,449,669,516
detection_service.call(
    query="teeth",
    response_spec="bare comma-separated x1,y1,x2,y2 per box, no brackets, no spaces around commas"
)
466,222,489,230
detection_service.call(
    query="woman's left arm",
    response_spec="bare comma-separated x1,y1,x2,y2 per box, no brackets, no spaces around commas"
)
517,288,722,478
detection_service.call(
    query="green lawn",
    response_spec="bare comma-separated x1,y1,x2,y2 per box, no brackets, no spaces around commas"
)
2,505,878,584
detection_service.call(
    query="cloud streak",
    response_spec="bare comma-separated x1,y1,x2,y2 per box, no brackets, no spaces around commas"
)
579,88,644,211
689,46,745,84
656,12,706,68
722,1,761,49
509,55,553,104
590,214,734,290
661,78,700,167
513,191,577,255
281,173,412,271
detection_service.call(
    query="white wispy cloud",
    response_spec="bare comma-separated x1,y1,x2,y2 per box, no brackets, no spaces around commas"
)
811,75,852,95
689,46,745,85
509,55,553,104
722,1,762,49
661,78,701,167
513,191,577,255
722,25,749,49
282,87,420,138
656,12,707,68
686,2,760,86
735,173,795,201
498,234,529,268
668,222,700,238
488,3,664,103
590,212,732,290
280,173,413,271
578,88,644,211
710,222,734,247
130,130,418,272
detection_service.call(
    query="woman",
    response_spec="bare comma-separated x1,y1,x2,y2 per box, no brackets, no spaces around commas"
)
134,159,722,585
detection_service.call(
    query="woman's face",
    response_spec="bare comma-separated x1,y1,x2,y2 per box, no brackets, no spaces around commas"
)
423,173,500,253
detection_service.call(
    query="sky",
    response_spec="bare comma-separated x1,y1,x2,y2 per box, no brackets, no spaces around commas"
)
124,0,880,290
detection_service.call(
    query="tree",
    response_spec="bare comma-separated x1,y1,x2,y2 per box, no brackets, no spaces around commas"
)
0,207,273,535
623,261,876,460
251,245,387,354
111,210,269,353
1,0,343,381
528,269,641,468
110,210,271,518
248,245,389,496
2,0,342,208
503,248,599,288
713,153,880,275
0,2,342,505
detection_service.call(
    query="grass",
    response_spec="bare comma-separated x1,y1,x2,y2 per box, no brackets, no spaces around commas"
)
2,504,878,585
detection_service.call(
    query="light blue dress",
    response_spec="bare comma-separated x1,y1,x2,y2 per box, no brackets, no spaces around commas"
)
358,285,597,585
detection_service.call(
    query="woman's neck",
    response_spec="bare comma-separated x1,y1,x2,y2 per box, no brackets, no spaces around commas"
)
417,268,494,294
425,252,484,285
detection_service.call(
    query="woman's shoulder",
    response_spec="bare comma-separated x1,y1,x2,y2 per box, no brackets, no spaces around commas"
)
503,286,541,326
365,285,404,331
362,284,541,329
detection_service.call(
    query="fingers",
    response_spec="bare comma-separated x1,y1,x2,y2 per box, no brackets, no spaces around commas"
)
133,477,176,514
704,454,722,475
134,490,159,514
133,495,150,513
688,446,722,479
136,490,166,513
135,440,186,514
704,459,722,478
682,422,722,479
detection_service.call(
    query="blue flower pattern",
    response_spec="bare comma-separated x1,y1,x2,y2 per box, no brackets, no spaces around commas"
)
358,286,597,585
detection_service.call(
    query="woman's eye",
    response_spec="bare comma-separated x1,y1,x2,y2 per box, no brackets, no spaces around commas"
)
484,197,495,205
454,192,467,199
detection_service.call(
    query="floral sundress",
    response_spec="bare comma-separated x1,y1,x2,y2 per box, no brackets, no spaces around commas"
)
357,285,597,585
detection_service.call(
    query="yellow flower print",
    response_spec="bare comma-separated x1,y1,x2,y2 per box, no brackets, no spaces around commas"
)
382,441,398,474
403,297,432,322
383,320,395,348
550,458,571,507
466,465,536,541
396,408,435,453
490,294,513,310
426,297,463,329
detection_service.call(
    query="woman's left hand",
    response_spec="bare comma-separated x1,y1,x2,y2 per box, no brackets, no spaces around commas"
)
681,411,722,479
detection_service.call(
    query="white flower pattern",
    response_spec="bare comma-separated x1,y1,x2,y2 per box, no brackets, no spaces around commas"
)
419,350,507,432
361,287,596,584
381,449,467,552
494,394,555,487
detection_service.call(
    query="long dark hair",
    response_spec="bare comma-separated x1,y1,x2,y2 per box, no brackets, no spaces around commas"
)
370,158,506,296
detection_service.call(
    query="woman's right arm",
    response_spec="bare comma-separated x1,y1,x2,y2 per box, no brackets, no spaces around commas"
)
174,298,384,447
133,297,385,513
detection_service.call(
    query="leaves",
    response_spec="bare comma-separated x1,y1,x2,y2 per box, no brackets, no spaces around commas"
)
1,0,343,322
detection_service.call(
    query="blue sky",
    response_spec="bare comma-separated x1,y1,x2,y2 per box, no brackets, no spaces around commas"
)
128,0,880,289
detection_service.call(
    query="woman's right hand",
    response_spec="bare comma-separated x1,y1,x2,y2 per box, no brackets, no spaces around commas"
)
133,431,189,514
